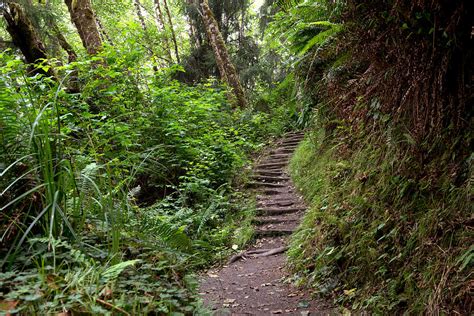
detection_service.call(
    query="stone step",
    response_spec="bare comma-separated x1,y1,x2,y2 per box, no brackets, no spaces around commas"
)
280,140,301,146
252,175,290,182
257,207,305,216
254,170,285,176
282,134,304,140
258,200,295,207
270,148,295,154
254,228,295,237
249,182,286,188
257,162,288,168
267,153,291,159
253,216,299,224
262,158,289,163
261,189,294,195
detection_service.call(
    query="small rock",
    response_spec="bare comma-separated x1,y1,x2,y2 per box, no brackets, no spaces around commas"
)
224,298,236,304
298,300,310,308
300,311,310,316
271,310,283,314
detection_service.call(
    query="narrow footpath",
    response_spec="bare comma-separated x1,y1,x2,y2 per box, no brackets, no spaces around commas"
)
199,132,334,315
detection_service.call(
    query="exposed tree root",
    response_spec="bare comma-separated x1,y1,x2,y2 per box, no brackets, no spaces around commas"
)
228,246,289,264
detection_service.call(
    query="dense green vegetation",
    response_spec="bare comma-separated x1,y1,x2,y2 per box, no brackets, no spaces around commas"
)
0,45,295,314
0,0,472,314
283,0,472,314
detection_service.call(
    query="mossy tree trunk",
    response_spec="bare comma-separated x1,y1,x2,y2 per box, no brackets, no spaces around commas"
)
134,0,156,59
199,0,247,107
153,0,173,62
2,2,56,78
64,0,102,55
162,0,180,63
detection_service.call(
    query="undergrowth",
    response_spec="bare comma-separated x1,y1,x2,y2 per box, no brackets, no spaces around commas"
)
273,0,472,313
0,46,295,313
289,125,472,313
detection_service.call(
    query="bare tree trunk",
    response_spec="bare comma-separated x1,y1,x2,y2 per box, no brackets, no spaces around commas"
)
185,0,201,49
51,24,77,63
52,24,80,92
134,0,147,32
2,2,56,78
199,0,247,107
95,15,114,46
134,0,158,59
153,0,173,62
162,0,180,63
64,0,102,55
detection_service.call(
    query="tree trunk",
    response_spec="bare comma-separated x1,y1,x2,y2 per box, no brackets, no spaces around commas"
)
134,0,147,33
199,0,247,107
153,0,173,62
134,0,157,59
95,15,114,46
64,0,102,55
185,0,201,49
2,2,56,78
52,24,77,63
162,0,180,63
52,24,80,92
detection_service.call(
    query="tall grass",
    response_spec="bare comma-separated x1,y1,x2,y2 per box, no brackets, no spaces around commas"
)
0,63,133,269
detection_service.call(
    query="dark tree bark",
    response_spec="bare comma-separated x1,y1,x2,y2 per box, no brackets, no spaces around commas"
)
134,0,147,32
2,2,55,78
199,0,246,107
162,0,180,63
52,25,77,63
51,25,80,92
64,0,102,55
153,0,173,62
95,15,114,46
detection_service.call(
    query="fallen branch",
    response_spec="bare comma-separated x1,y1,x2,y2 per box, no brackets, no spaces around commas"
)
96,298,131,316
254,246,288,257
228,246,288,264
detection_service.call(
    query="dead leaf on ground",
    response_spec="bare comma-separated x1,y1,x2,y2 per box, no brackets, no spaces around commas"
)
0,300,19,315
224,298,236,304
207,273,219,278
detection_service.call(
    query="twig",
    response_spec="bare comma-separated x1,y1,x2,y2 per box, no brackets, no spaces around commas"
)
96,298,131,316
254,246,288,257
228,246,289,264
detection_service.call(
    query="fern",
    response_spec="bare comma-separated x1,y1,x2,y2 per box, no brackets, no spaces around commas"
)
153,221,192,252
79,162,101,197
101,259,141,281
0,98,22,155
298,22,341,56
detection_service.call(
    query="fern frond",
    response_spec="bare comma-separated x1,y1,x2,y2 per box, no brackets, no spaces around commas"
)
79,162,100,196
153,221,192,252
298,23,341,56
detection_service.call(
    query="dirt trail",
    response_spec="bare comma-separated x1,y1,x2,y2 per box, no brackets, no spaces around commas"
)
199,132,334,315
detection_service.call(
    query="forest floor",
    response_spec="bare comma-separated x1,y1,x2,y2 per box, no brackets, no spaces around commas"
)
199,132,334,315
